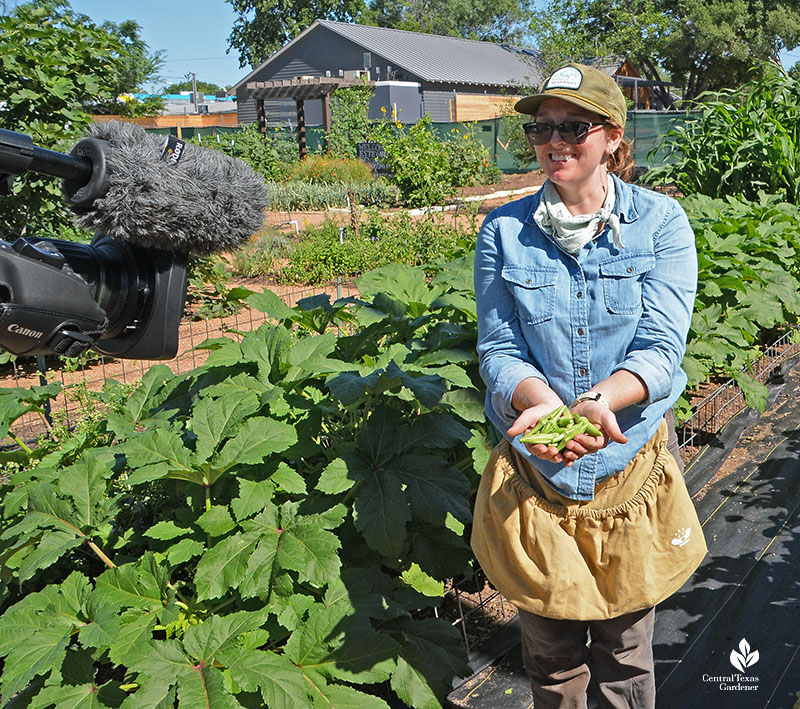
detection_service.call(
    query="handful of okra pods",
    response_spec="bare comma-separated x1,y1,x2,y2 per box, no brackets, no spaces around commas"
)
519,404,603,450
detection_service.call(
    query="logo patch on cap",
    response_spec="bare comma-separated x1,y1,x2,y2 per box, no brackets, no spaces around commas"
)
545,66,583,90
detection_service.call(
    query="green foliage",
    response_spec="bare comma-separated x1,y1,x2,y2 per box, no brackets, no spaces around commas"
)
365,0,531,43
0,1,128,237
448,124,501,186
193,123,299,181
0,262,488,707
226,0,369,67
268,180,401,210
98,18,165,97
229,230,292,279
94,93,166,117
161,80,226,94
648,68,800,202
326,80,375,158
186,255,248,320
529,0,800,102
288,154,376,183
678,191,800,414
281,212,470,283
370,116,498,207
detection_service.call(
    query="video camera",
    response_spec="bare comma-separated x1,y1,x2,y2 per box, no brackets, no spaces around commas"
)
0,128,187,360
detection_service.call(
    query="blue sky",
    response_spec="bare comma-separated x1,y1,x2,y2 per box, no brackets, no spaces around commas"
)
68,0,798,94
69,0,244,91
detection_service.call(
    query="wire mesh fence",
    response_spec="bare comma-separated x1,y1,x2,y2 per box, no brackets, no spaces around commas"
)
0,282,356,447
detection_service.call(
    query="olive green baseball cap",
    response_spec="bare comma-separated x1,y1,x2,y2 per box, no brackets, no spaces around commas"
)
515,63,627,128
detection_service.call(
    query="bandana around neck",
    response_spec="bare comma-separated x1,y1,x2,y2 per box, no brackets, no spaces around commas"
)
533,175,623,254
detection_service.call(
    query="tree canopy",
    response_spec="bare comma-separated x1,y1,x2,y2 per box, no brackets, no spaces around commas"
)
161,80,227,94
225,0,532,68
0,0,152,236
529,0,800,101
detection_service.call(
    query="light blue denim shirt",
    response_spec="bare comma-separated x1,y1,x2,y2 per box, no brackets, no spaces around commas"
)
474,174,697,500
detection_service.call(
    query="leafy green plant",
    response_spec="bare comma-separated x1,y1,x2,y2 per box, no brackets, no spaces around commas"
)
370,117,462,207
0,1,129,238
287,154,375,184
185,255,248,320
0,261,491,708
193,123,299,181
447,124,501,186
229,230,291,279
371,116,499,207
281,211,470,284
267,180,401,210
325,80,375,158
677,191,800,415
648,67,800,202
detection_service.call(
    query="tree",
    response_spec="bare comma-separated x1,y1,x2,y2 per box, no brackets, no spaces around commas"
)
162,80,226,94
226,0,368,68
0,0,128,237
226,0,533,69
365,0,532,44
528,0,800,102
88,18,166,116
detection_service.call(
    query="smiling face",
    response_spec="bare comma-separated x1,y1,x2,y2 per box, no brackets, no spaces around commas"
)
532,97,624,199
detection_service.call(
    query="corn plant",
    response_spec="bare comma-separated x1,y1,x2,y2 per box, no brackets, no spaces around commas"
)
648,67,800,202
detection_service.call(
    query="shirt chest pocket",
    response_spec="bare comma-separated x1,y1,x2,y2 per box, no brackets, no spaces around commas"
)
501,266,558,325
599,253,655,314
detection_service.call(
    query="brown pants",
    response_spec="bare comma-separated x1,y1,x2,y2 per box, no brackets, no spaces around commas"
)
518,606,655,709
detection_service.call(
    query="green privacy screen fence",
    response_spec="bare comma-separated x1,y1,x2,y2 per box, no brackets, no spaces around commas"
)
159,111,692,173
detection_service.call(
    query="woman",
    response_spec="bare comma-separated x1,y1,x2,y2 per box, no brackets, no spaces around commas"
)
471,63,707,708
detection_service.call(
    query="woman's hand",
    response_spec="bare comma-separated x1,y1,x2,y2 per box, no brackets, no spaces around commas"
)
559,400,628,463
507,402,574,465
507,399,628,466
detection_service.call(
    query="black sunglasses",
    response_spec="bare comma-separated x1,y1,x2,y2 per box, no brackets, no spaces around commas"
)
523,120,611,146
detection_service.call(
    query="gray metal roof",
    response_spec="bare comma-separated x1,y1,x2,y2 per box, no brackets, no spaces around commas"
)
230,20,545,92
318,20,544,86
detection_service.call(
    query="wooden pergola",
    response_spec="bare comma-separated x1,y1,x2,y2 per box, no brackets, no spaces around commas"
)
245,76,372,158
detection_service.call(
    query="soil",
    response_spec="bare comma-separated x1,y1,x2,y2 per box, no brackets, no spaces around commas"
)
263,170,548,233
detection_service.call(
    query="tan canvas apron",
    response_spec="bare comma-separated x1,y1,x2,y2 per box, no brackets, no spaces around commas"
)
471,421,707,620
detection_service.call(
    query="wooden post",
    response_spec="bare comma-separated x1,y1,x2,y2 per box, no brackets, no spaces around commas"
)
296,99,306,159
321,91,332,153
322,91,332,131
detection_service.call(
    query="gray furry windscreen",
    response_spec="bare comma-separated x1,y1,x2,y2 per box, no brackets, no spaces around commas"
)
71,121,270,255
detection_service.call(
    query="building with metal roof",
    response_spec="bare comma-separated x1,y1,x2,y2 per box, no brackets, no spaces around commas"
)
229,19,547,126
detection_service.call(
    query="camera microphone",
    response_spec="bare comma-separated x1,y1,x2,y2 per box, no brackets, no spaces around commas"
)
0,122,271,360
65,120,270,256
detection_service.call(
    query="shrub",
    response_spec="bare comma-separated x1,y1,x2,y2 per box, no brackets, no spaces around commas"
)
267,180,401,211
229,230,291,278
194,123,298,181
447,125,501,186
325,80,375,158
370,116,499,207
281,211,471,284
287,154,375,184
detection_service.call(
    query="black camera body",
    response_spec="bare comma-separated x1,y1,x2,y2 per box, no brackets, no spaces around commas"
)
0,128,187,360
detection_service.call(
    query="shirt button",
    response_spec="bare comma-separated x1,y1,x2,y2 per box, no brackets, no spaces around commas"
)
577,327,584,335
626,266,634,273
576,291,583,298
579,367,586,376
525,278,532,284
